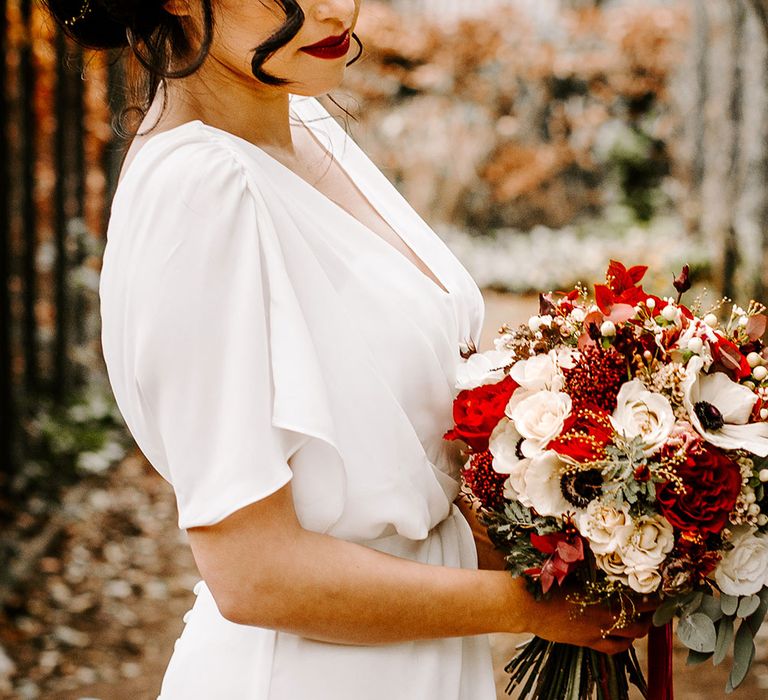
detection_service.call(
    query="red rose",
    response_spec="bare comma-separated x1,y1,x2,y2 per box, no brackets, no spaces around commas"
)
657,446,742,535
444,375,518,452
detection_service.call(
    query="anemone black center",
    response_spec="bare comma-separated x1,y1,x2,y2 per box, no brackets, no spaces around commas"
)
515,438,526,461
694,401,725,431
560,469,603,508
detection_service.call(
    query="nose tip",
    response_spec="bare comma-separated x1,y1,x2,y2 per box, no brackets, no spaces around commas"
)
311,0,356,25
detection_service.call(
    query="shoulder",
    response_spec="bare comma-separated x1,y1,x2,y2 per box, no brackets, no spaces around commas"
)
112,122,271,218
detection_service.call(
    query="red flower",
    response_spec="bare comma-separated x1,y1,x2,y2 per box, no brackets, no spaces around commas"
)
595,260,650,316
657,446,742,535
525,532,585,594
548,404,614,463
444,375,518,452
711,336,751,381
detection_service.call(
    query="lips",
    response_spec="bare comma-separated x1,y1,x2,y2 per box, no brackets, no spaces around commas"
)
299,30,351,60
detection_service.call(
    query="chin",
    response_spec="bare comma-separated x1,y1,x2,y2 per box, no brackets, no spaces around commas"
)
288,73,347,97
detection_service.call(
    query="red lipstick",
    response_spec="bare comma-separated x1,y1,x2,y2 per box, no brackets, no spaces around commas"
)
299,30,351,60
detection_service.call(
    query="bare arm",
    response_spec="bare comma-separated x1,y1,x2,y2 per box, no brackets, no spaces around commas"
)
187,482,651,652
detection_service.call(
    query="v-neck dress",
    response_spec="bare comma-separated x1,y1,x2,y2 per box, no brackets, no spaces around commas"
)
98,93,497,700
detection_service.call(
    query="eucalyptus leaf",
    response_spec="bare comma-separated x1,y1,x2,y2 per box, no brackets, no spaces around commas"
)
653,598,678,627
721,594,739,616
686,649,713,666
699,594,724,622
736,594,760,619
678,613,717,653
746,587,768,636
682,591,704,616
728,621,756,691
713,617,734,666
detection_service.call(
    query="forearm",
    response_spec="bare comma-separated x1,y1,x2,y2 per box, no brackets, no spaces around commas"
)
197,525,531,644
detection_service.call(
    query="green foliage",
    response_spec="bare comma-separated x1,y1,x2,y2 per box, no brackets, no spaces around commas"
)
14,385,130,499
660,587,768,693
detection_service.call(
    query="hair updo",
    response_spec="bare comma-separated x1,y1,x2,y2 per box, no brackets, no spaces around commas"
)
41,0,363,137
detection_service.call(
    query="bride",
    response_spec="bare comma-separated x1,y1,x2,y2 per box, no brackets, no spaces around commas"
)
45,0,654,697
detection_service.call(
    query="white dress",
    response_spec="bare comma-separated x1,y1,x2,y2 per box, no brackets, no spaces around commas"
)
99,93,497,700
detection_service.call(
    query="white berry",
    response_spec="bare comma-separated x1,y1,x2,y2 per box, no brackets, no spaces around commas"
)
646,298,656,310
748,352,762,368
528,316,542,332
601,321,616,337
759,469,768,482
704,313,718,327
662,305,679,322
687,337,704,354
755,366,768,382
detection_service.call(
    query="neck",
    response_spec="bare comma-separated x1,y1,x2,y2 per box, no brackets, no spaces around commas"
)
149,62,296,155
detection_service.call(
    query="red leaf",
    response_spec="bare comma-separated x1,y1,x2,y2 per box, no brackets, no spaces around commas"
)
627,265,649,284
530,532,557,555
594,285,615,314
556,537,585,564
746,314,768,342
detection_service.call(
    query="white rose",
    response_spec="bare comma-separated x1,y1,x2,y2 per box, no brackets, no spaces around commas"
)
576,501,634,555
523,451,572,518
610,380,675,456
714,527,768,596
510,390,572,458
627,568,663,594
455,350,512,390
510,354,562,391
620,515,675,571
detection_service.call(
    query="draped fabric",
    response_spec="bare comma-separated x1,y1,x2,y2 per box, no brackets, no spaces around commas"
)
99,94,496,700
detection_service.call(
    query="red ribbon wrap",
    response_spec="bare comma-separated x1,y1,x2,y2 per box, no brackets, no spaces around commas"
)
647,622,674,700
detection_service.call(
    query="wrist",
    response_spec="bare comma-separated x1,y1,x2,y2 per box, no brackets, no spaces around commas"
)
490,571,535,635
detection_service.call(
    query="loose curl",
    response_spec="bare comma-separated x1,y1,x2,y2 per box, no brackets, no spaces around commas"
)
42,0,363,138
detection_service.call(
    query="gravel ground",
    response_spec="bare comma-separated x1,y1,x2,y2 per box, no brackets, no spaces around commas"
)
1,291,767,699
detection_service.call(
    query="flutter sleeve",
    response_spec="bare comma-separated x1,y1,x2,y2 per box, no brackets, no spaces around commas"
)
130,137,297,529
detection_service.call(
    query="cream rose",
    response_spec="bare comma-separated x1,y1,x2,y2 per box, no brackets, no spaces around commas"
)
595,551,629,583
610,380,675,456
576,501,634,555
714,527,768,596
509,390,572,458
626,568,663,594
620,514,675,571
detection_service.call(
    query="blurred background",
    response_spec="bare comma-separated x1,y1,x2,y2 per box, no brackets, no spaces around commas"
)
2,0,768,697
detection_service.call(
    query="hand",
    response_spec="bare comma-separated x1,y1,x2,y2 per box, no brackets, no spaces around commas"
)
515,581,658,655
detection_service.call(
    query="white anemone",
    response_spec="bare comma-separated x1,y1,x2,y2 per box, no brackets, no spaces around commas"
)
683,356,768,456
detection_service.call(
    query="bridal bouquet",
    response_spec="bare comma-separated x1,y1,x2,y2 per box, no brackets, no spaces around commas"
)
445,261,768,699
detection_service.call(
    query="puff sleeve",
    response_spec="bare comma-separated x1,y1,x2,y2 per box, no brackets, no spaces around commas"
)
129,138,295,529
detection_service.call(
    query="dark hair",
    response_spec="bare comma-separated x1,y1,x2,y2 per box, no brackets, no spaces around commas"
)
42,0,363,138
